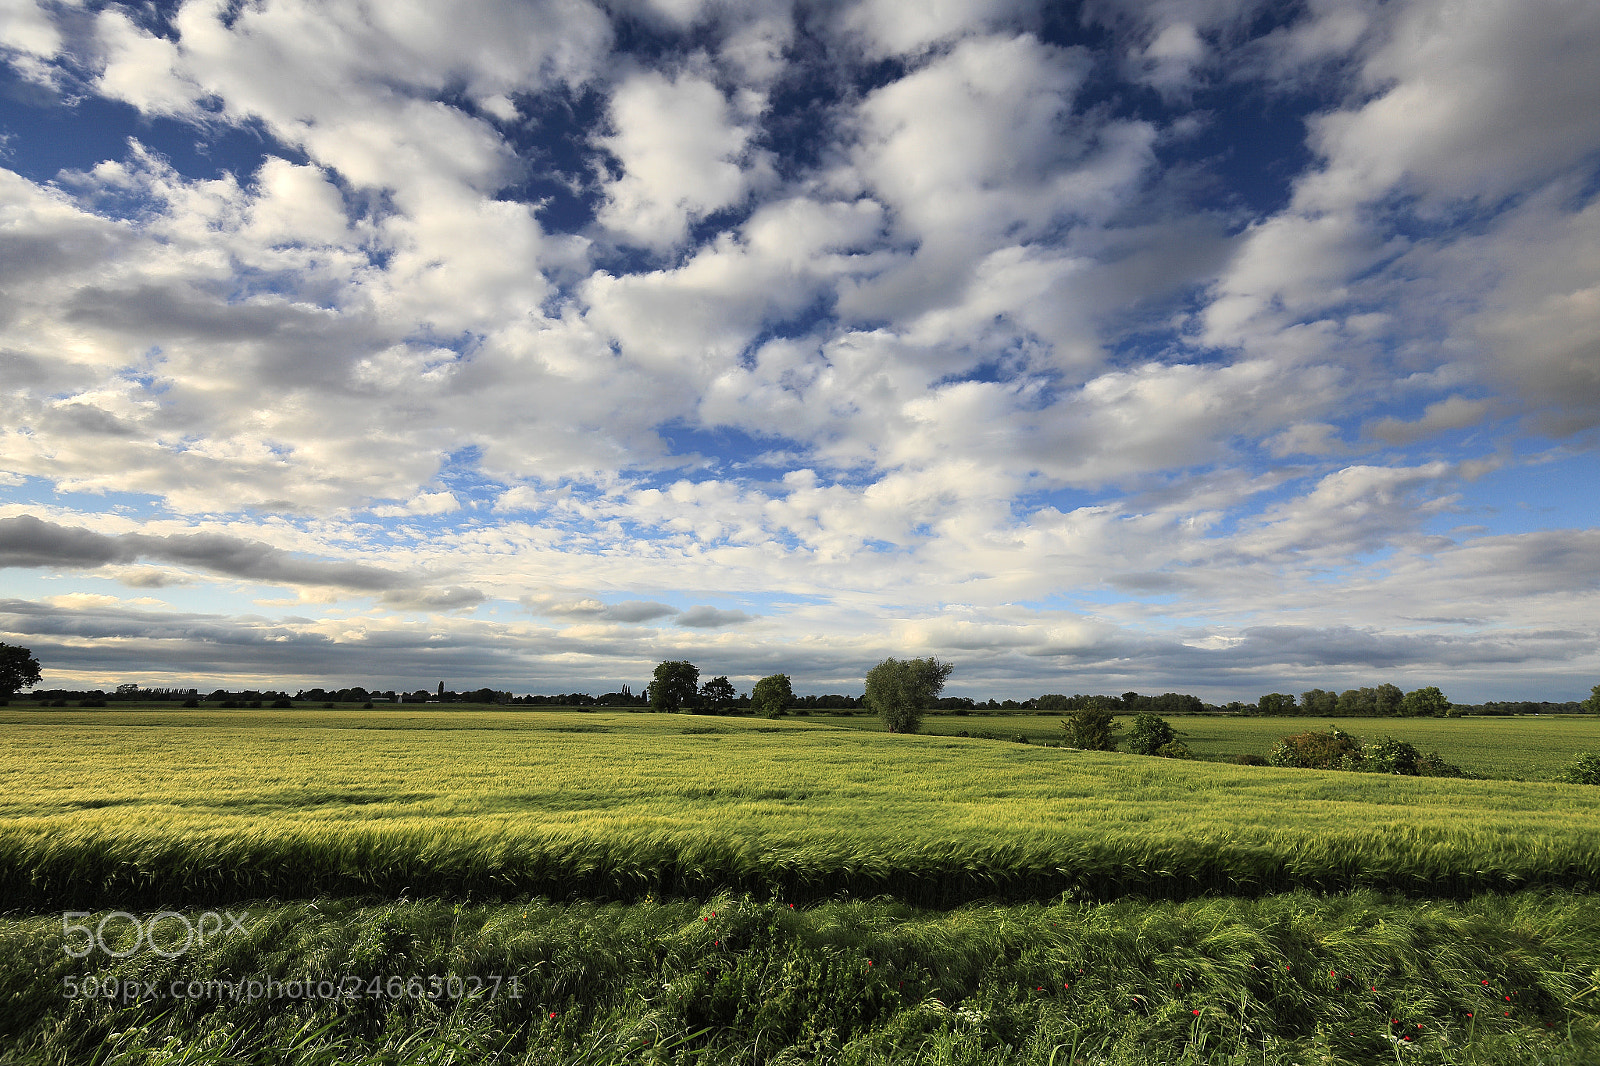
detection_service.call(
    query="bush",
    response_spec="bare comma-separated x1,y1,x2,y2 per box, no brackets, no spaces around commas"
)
271,698,293,708
1154,740,1193,759
1125,713,1176,756
1358,735,1421,774
1560,752,1600,785
181,699,199,708
1061,709,1118,751
1415,751,1467,778
1268,726,1361,769
1233,753,1268,766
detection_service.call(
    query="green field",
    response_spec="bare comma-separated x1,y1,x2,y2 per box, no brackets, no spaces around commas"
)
813,712,1600,781
2,707,1598,1064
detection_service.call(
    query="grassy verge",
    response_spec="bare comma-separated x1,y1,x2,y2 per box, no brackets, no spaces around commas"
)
4,892,1596,1065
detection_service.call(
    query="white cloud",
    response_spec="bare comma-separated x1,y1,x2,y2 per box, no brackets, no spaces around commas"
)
594,70,764,250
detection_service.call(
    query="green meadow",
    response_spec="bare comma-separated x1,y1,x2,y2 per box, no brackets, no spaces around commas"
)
813,712,1600,781
2,707,1598,1064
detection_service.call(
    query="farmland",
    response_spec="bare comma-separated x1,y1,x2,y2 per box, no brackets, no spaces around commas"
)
1,707,1598,1063
813,712,1600,781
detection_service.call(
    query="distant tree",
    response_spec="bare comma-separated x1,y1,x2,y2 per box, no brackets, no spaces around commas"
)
650,660,700,713
1258,692,1296,716
1585,685,1600,715
864,657,953,734
1374,683,1405,715
1125,713,1177,756
700,675,737,713
1336,687,1376,716
751,674,794,718
1300,688,1338,716
0,643,41,697
1400,686,1450,717
1061,707,1118,751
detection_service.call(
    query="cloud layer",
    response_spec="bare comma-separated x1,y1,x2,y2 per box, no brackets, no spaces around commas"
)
1,0,1597,700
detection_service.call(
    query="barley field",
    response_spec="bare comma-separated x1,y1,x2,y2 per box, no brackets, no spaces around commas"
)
3,707,1598,1064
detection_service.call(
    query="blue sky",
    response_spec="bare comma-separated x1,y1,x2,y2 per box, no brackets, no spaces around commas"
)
1,0,1598,702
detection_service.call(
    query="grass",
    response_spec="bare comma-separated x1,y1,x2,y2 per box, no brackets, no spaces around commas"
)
3,891,1597,1065
810,712,1600,780
1,709,1599,907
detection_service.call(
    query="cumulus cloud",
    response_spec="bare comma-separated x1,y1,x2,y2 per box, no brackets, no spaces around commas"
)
0,0,1596,699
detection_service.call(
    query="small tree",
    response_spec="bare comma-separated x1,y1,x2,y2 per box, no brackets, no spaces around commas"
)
0,643,41,697
1125,713,1176,756
1062,707,1118,751
699,675,736,714
751,674,793,718
864,657,953,734
1584,685,1600,715
649,660,700,713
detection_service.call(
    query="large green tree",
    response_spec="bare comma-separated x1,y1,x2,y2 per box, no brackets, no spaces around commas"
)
1257,692,1296,716
0,643,41,697
1585,684,1600,715
649,661,700,713
699,675,736,713
1400,686,1450,717
1061,707,1119,751
1124,713,1176,756
864,657,953,734
751,674,793,718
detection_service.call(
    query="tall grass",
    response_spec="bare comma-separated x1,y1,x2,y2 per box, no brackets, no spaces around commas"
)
3,892,1596,1064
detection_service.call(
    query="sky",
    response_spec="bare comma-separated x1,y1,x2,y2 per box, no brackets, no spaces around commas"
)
0,0,1597,703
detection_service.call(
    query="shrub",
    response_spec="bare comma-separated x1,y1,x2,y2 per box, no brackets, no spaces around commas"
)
1359,736,1421,775
1415,751,1467,778
1154,740,1193,759
1125,713,1176,756
1268,726,1361,769
1061,709,1118,751
181,699,199,708
1560,752,1600,785
271,698,293,708
1233,753,1267,766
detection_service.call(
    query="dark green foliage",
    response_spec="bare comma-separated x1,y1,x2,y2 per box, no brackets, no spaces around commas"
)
864,657,953,734
1234,753,1268,766
1561,752,1600,785
1154,740,1192,759
650,661,700,713
0,643,41,697
1125,714,1176,756
1269,726,1361,769
1258,692,1297,715
751,674,793,718
3,892,1597,1065
1585,685,1600,714
1300,688,1338,716
699,676,736,713
1061,709,1118,751
1402,685,1452,717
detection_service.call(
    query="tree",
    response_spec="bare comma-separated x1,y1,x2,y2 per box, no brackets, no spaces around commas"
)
649,660,700,713
1400,686,1450,717
1300,688,1338,716
1374,683,1404,715
751,674,793,718
1062,707,1118,751
0,643,41,697
1585,685,1600,715
700,675,736,713
864,657,953,734
1257,692,1296,716
1125,713,1176,756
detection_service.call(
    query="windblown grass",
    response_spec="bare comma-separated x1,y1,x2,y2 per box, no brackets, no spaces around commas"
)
2,709,1598,907
3,892,1596,1065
